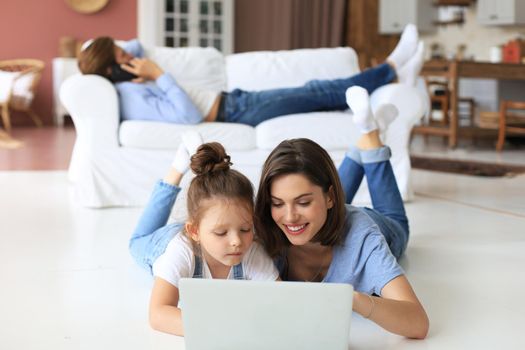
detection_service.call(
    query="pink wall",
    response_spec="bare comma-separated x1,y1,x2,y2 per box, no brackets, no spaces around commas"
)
0,0,137,126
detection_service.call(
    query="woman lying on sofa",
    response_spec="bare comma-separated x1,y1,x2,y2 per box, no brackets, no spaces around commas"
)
78,24,424,127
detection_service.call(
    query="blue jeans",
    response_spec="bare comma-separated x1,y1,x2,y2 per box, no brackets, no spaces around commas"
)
338,146,409,260
129,181,184,274
223,63,396,126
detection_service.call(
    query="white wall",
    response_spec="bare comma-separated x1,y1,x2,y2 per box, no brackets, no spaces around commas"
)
420,4,525,61
420,4,525,113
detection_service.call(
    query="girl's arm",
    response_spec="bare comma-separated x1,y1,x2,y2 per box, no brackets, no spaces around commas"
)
353,275,429,339
149,277,184,336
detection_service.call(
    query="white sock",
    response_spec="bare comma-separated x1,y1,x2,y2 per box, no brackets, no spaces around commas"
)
171,143,191,174
398,41,425,86
346,86,377,133
373,104,398,142
386,24,418,70
171,130,203,174
181,130,203,156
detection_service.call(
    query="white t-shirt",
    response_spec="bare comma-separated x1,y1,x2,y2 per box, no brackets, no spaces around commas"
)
152,233,279,287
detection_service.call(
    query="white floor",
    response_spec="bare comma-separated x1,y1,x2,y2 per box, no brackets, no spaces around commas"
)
1,167,524,349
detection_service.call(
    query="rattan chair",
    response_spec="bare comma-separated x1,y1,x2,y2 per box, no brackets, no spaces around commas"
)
0,59,45,132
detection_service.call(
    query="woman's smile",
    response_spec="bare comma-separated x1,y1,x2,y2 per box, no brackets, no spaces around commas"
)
283,223,309,235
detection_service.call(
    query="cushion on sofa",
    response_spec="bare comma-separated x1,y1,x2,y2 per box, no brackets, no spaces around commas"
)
119,120,256,151
225,47,360,91
255,112,359,151
146,46,227,92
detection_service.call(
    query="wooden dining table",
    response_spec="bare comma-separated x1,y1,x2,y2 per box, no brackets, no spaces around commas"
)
414,59,525,148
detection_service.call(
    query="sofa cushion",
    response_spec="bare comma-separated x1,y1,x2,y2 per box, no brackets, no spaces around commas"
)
119,120,256,151
226,47,360,91
255,111,359,151
146,46,227,92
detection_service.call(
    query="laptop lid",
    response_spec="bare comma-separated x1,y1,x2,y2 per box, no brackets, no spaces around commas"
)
179,279,353,350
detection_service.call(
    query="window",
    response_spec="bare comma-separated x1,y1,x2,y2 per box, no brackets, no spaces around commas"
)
161,0,234,53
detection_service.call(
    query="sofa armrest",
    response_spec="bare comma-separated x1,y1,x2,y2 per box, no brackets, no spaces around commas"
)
60,74,120,150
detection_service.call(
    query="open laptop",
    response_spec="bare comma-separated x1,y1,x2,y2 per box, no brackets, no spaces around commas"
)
179,279,353,350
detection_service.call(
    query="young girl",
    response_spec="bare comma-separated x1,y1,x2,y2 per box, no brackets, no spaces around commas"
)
129,133,279,336
254,87,429,339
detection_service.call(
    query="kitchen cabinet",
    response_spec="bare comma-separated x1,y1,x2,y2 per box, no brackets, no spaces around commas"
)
379,0,436,34
477,0,525,25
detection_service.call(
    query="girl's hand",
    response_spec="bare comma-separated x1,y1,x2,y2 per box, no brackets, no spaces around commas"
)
149,277,184,336
121,58,164,81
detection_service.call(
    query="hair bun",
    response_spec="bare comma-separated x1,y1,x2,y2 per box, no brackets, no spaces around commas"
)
190,142,232,176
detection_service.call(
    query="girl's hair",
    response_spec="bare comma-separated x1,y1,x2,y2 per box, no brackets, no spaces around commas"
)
186,142,255,226
254,138,347,257
77,36,115,78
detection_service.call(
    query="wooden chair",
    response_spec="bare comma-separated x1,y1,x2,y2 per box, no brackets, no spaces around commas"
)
496,100,525,151
0,59,45,132
423,78,475,146
426,79,450,126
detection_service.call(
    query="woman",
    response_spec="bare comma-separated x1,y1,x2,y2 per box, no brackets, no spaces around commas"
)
254,86,429,339
77,25,424,126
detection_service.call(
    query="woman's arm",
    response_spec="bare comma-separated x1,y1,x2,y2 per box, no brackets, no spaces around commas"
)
149,277,185,336
353,275,429,339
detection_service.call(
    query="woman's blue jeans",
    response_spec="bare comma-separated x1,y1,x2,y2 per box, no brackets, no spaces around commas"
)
223,63,396,126
338,146,409,260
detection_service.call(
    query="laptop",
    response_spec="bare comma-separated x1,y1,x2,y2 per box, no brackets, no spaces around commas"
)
179,279,353,350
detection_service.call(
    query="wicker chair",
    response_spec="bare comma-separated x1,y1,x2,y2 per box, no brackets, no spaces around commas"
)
0,59,45,132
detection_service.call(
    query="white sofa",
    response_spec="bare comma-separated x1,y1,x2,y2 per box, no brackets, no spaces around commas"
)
60,46,425,209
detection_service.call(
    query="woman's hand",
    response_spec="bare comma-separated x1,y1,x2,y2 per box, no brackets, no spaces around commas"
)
352,276,429,339
121,58,164,82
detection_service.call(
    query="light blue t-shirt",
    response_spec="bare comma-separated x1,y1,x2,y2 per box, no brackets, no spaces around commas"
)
278,205,404,296
114,40,204,124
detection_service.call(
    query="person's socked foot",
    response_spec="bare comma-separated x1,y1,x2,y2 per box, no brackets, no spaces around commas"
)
374,104,398,143
182,130,203,156
346,86,377,134
387,24,419,71
398,41,425,86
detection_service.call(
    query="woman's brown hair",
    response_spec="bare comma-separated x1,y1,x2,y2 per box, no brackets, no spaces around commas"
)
254,138,347,257
77,36,115,78
186,142,254,226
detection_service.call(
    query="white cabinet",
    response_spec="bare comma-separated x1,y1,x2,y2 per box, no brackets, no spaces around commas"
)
379,0,436,34
477,0,525,25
